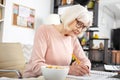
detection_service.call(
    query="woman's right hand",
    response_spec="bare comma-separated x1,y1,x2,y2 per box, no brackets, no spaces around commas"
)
69,61,90,76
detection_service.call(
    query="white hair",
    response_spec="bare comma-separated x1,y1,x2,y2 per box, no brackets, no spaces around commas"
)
60,4,92,28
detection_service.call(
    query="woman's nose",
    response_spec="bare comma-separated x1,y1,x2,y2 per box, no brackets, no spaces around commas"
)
73,28,81,34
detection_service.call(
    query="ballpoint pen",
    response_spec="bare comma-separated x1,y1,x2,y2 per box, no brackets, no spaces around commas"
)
72,54,80,64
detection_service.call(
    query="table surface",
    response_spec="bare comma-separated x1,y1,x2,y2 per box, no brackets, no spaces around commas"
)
0,70,119,80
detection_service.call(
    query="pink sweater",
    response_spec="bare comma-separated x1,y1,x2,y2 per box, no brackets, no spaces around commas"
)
23,25,91,77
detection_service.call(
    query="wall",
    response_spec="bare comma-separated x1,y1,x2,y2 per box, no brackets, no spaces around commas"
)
91,0,118,47
116,20,120,28
98,0,115,39
2,0,52,45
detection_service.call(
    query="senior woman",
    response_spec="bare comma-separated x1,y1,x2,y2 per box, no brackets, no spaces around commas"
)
23,4,92,78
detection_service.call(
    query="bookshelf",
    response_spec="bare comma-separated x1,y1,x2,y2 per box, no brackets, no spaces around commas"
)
0,0,5,42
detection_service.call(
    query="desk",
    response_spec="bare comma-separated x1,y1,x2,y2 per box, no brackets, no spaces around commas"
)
0,70,119,80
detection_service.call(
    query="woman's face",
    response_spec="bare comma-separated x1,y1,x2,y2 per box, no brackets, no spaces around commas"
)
64,19,86,37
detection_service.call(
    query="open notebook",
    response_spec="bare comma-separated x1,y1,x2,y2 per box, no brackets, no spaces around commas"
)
67,70,119,80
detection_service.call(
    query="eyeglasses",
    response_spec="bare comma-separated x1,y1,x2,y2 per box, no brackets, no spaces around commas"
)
76,19,86,31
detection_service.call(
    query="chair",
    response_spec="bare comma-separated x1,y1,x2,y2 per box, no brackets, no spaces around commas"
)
0,43,26,78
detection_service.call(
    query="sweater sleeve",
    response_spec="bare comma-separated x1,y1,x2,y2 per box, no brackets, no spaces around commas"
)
24,25,48,77
73,37,91,69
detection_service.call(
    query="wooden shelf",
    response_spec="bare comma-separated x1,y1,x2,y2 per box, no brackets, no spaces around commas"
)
86,30,99,32
90,38,109,40
0,0,5,42
89,49,104,51
0,19,4,22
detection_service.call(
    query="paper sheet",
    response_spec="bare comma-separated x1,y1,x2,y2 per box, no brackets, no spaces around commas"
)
67,70,118,80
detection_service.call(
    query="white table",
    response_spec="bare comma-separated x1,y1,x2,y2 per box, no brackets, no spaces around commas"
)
0,70,119,80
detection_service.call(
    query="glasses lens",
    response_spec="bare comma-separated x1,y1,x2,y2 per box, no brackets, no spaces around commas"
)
76,20,86,30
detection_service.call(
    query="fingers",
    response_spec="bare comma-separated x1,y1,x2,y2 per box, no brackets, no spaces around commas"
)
79,64,90,75
72,61,78,65
71,62,90,76
80,65,90,74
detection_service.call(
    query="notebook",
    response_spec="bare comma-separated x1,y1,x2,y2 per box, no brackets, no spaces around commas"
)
67,70,118,80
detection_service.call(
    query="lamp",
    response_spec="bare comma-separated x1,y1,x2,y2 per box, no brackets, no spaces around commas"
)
45,14,60,25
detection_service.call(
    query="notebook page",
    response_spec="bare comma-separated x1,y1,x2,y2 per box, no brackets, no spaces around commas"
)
67,70,118,80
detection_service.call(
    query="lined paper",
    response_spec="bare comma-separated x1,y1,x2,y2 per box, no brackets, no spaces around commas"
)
67,70,118,80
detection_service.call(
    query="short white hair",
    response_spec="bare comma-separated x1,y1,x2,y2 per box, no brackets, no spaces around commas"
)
60,4,92,28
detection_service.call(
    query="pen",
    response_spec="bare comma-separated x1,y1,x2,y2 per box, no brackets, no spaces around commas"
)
72,54,90,76
72,54,80,64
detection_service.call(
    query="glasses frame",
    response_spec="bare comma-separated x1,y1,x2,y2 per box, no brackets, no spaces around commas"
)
75,19,87,31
